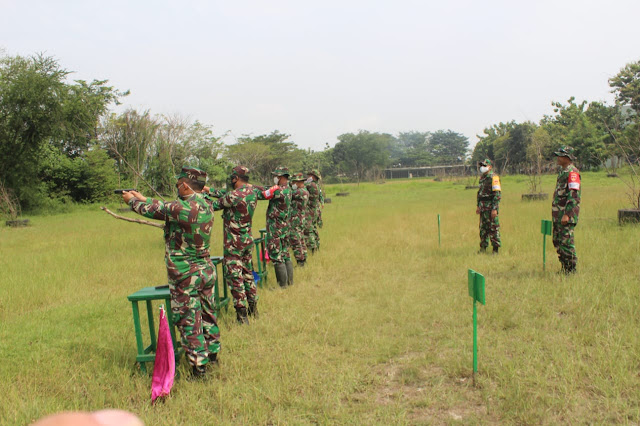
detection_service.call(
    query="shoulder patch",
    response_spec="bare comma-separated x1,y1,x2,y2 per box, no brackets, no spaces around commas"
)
568,171,580,190
492,175,501,191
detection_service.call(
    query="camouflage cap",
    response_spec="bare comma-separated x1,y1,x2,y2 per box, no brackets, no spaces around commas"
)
271,166,290,177
176,166,207,183
478,159,492,167
231,165,250,178
290,172,306,182
554,146,576,160
308,168,322,179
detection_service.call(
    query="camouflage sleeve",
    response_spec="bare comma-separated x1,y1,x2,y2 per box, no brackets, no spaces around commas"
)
319,188,325,205
307,183,319,199
208,188,226,198
129,197,168,220
564,189,580,220
254,186,267,201
491,191,501,211
211,191,236,211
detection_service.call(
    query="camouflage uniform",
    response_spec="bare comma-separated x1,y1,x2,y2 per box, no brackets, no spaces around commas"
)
552,147,581,273
476,159,501,251
305,171,321,252
129,167,219,369
206,166,258,319
317,185,324,229
289,173,309,264
256,167,293,287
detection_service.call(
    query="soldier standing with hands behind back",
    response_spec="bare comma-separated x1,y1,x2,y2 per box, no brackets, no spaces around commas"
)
476,159,501,254
552,146,581,274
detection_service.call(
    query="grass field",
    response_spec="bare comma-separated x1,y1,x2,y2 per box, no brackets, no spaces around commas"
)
1,172,639,425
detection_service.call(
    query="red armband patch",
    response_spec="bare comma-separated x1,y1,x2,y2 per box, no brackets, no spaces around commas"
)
568,172,580,190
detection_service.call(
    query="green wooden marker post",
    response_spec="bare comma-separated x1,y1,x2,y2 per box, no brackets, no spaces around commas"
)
541,220,552,271
467,269,486,386
437,214,441,247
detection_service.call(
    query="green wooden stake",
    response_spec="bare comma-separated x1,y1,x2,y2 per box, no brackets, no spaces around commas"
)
541,220,552,271
437,214,441,247
467,269,486,386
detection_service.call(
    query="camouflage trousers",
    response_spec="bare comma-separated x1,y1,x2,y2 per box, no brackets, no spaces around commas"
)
267,228,291,263
288,227,307,262
223,245,258,309
170,264,220,368
304,224,317,251
479,210,501,248
552,222,577,267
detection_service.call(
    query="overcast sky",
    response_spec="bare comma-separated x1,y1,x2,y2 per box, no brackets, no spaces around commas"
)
2,0,639,150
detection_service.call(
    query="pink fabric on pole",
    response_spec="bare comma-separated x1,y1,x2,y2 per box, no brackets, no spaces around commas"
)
260,249,270,262
151,306,175,404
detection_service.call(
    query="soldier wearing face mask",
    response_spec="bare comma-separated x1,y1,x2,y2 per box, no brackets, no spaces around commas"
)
121,166,220,379
256,167,294,288
476,159,501,254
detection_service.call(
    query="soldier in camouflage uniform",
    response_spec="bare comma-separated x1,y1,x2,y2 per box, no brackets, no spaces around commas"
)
305,169,321,253
256,167,293,287
205,166,258,324
289,173,309,267
552,146,581,274
476,159,501,254
122,167,219,378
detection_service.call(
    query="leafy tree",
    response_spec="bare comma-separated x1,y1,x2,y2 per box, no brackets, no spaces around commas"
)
333,131,394,184
428,130,469,165
392,131,433,167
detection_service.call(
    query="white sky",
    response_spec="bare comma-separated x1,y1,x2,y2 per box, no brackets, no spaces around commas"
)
2,0,639,150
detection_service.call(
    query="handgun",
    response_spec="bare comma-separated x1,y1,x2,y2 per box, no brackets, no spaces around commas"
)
114,189,137,194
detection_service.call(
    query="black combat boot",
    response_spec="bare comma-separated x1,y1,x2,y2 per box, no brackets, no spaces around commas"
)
235,306,250,325
478,247,487,254
285,259,294,286
190,364,207,379
208,352,219,367
492,246,499,255
274,262,288,288
247,299,259,319
297,259,306,267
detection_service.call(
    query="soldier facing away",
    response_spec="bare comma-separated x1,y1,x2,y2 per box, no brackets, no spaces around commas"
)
205,166,258,324
289,173,309,267
476,159,501,254
305,169,322,253
122,166,220,379
256,167,294,288
552,146,581,274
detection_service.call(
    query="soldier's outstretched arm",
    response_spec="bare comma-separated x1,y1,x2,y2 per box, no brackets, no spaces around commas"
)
125,192,169,221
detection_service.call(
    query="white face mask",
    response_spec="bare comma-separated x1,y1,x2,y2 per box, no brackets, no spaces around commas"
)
305,177,313,183
273,176,280,185
479,166,489,174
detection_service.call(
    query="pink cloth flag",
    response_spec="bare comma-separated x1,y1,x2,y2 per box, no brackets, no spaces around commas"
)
260,249,270,262
151,306,175,404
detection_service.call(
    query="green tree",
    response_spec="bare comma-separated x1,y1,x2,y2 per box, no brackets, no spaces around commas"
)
428,130,469,165
333,131,394,184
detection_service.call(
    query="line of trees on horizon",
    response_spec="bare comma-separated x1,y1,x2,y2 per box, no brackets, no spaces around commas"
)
1,51,639,215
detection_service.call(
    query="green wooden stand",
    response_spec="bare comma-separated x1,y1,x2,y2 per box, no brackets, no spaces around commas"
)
127,257,229,373
127,287,181,374
253,231,268,287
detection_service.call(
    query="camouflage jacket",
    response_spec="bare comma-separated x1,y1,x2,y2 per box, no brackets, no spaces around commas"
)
306,181,320,217
129,193,214,281
552,164,581,224
477,171,501,211
206,184,257,251
290,186,309,230
256,184,292,236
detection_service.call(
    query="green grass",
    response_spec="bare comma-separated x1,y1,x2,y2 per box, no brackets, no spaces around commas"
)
1,172,639,424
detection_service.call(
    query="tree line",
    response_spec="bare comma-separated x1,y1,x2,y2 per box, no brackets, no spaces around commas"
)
0,53,470,214
2,52,639,214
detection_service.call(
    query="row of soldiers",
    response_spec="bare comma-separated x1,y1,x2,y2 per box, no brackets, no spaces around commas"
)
121,165,324,378
476,146,581,274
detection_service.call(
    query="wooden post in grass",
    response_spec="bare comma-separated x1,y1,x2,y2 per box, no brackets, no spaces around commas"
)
467,269,486,386
437,214,441,247
541,220,552,271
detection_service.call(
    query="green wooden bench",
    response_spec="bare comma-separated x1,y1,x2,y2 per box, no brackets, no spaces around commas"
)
127,256,230,373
